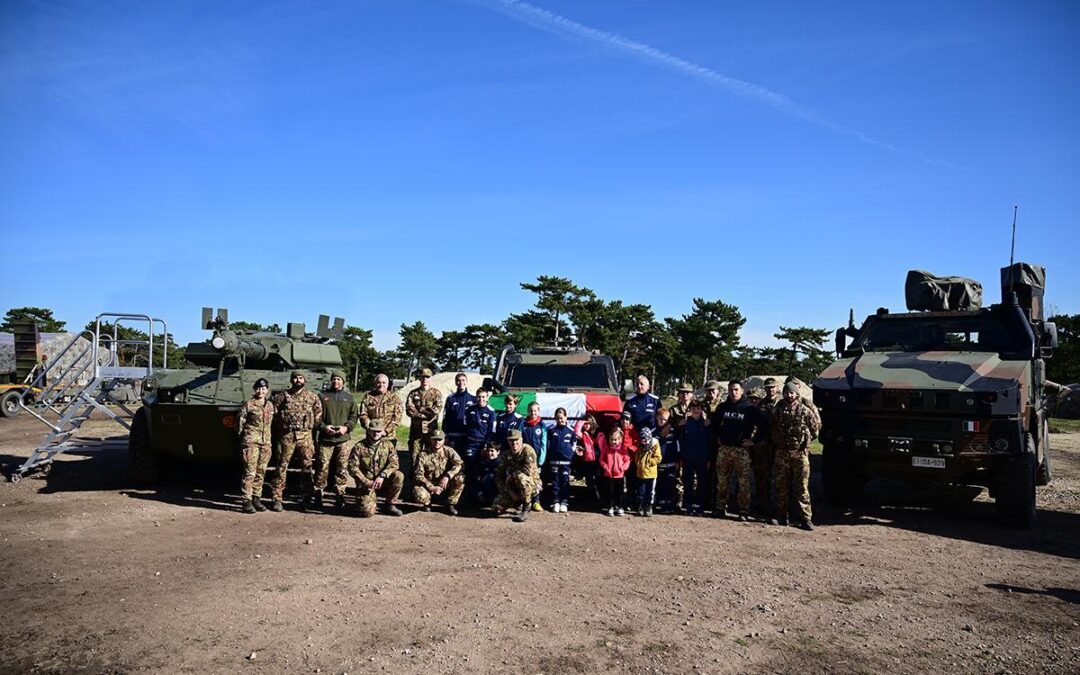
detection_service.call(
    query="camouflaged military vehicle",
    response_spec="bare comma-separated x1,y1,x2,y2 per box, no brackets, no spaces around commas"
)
813,263,1058,527
483,344,624,428
130,308,344,485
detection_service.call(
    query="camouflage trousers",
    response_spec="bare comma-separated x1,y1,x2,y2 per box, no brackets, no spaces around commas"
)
715,445,752,514
408,430,430,455
750,442,774,515
270,431,315,500
494,472,536,510
774,446,812,523
413,474,465,507
354,471,404,518
240,442,272,500
313,441,350,495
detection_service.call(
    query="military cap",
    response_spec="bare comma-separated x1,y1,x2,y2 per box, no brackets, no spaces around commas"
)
763,377,778,387
748,387,765,399
705,380,721,390
506,429,523,441
330,369,347,381
784,382,799,395
418,367,433,377
291,370,305,378
429,429,446,440
677,384,694,393
366,419,387,432
253,378,269,390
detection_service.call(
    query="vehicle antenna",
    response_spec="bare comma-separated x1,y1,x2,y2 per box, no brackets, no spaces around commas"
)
1009,205,1019,304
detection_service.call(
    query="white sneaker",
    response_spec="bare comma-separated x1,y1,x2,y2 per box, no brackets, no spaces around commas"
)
562,503,570,513
616,507,625,516
606,508,615,517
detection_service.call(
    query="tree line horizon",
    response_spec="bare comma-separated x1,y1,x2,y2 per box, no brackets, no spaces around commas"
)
5,276,1078,394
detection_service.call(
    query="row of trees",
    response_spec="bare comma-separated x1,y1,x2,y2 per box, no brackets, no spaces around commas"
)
14,293,1074,396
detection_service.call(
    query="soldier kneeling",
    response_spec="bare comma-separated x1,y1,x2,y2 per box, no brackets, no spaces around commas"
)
494,429,541,523
413,430,465,516
347,419,404,517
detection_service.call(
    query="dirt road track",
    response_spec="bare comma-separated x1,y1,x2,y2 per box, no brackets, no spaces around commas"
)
1,415,1078,674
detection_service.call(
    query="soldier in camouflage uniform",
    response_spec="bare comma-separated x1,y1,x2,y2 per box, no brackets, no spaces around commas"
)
752,377,783,516
347,419,405,517
238,378,275,514
669,383,695,428
412,429,464,516
269,371,323,512
406,368,443,489
770,382,821,530
359,373,404,432
494,429,540,523
315,369,358,510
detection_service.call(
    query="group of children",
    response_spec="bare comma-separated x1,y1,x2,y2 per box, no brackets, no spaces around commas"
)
468,393,712,517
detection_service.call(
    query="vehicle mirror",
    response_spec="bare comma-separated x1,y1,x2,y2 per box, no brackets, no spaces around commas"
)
835,328,846,355
622,379,633,396
1041,322,1058,357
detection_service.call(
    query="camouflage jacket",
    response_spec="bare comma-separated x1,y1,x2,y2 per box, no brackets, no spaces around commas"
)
347,437,400,486
237,397,275,446
359,390,403,431
413,445,464,491
497,443,540,486
669,402,691,428
318,389,359,444
272,387,322,433
769,398,820,450
406,385,443,434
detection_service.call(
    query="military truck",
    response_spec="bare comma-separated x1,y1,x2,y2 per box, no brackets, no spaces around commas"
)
483,344,624,428
813,263,1058,527
131,309,344,485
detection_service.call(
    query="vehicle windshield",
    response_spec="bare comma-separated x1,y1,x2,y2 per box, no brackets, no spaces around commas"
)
857,311,1033,355
506,363,611,390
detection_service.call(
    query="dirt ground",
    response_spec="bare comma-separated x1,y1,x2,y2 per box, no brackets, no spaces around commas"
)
1,413,1078,675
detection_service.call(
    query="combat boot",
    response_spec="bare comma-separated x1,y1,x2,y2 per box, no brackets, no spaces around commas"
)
270,499,284,512
312,489,325,509
799,520,815,531
241,499,256,514
384,503,403,517
334,494,346,511
447,504,459,517
511,503,529,523
420,504,432,512
252,497,267,512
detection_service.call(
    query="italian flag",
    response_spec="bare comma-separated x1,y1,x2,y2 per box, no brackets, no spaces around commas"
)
489,392,622,423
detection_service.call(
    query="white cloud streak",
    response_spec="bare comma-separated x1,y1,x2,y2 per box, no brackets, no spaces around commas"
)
478,0,951,166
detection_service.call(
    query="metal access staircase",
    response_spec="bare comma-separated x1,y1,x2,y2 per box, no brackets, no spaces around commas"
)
8,313,169,482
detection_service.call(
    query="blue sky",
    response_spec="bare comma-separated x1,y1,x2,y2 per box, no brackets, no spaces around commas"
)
2,0,1077,350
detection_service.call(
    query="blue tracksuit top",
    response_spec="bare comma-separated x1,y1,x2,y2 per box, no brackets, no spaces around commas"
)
521,419,548,466
465,404,496,446
547,423,579,463
658,431,680,465
495,412,524,449
443,390,477,435
624,392,661,432
680,417,710,464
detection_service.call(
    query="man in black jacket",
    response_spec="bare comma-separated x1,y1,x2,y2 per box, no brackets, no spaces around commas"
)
709,380,758,521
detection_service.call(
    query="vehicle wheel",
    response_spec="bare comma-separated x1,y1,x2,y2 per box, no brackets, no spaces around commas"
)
995,433,1036,528
822,443,862,507
129,407,158,487
0,390,23,418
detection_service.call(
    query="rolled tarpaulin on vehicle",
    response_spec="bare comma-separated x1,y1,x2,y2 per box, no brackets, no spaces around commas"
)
904,270,983,312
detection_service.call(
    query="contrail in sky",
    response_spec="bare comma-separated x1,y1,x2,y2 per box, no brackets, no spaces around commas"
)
478,0,948,164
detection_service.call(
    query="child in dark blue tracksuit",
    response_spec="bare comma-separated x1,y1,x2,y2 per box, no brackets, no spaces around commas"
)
474,442,501,508
494,395,525,450
680,400,710,515
655,409,681,513
546,407,580,513
463,388,496,503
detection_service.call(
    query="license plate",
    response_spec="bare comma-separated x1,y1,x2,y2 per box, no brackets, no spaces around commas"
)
912,456,946,469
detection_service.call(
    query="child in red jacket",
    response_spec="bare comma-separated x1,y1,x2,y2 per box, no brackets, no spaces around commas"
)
598,426,632,516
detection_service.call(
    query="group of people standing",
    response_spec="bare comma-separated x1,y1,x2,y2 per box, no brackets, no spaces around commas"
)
235,368,821,529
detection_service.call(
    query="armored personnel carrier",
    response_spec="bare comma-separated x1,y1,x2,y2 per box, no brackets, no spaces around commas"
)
483,344,624,428
813,263,1058,527
130,308,344,485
